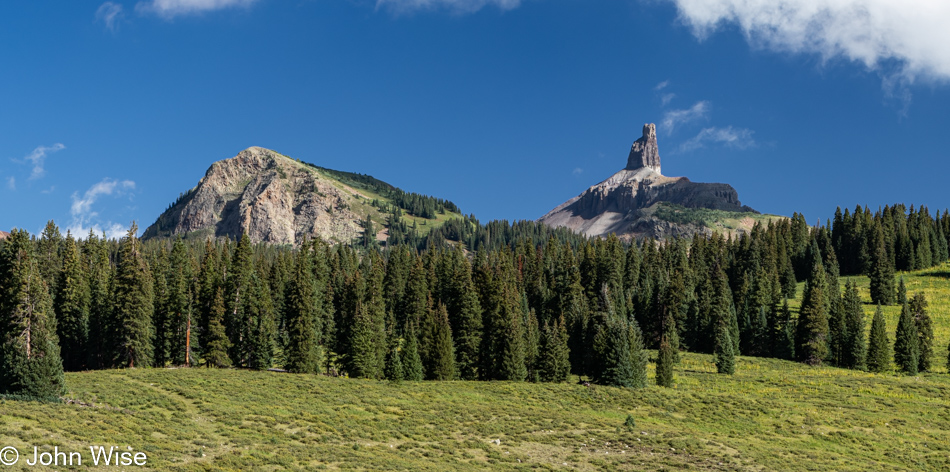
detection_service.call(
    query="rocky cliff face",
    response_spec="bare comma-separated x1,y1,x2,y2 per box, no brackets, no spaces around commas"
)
143,147,366,245
539,124,756,239
627,123,661,172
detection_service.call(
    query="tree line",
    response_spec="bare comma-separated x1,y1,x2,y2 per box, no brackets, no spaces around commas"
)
1,203,948,400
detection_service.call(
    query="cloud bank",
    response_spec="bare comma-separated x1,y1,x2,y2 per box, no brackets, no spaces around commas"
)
69,178,136,240
375,0,522,14
669,0,950,85
136,0,258,18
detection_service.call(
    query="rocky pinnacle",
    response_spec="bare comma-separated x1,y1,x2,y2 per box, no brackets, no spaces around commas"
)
626,123,661,173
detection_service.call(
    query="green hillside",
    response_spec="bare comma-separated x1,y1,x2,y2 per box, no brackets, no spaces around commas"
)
2,352,948,471
4,263,950,471
649,202,788,238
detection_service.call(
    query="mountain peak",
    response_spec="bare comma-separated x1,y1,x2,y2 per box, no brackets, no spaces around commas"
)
626,123,661,173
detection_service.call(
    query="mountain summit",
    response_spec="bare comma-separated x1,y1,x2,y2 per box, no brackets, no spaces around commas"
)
627,123,661,172
539,124,758,239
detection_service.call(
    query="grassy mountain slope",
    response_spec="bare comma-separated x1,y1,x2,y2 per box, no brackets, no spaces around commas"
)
4,264,950,471
143,147,464,245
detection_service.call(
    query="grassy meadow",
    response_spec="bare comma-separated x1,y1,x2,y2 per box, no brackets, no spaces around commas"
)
3,264,950,471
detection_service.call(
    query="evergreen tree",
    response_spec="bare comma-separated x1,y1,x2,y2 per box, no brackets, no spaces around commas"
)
714,321,736,375
795,261,829,365
83,231,113,370
166,237,194,366
447,248,483,380
284,244,322,374
384,340,404,382
656,337,675,387
771,300,795,360
841,280,867,370
866,305,891,373
893,299,920,374
55,233,90,371
37,221,63,292
426,303,456,380
910,293,933,372
112,223,154,368
204,288,232,367
538,316,570,382
402,324,424,381
592,317,647,388
225,233,254,365
243,272,276,370
0,229,66,399
896,276,907,306
868,224,895,305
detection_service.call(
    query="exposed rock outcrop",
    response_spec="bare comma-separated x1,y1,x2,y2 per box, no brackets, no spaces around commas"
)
0,230,9,241
539,123,755,239
627,123,661,172
143,147,366,245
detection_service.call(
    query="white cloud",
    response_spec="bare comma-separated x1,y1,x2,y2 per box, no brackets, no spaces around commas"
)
6,177,14,191
96,2,124,31
659,101,708,134
669,0,950,88
68,178,136,239
375,0,522,14
654,80,670,91
136,0,258,18
679,126,755,152
22,143,65,180
572,167,583,175
660,93,676,106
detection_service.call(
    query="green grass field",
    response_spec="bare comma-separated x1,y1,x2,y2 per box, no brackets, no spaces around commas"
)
3,264,950,471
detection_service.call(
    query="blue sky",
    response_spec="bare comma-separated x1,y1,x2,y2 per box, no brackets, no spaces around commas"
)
3,0,950,238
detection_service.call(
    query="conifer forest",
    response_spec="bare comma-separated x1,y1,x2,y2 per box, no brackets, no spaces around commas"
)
2,203,947,400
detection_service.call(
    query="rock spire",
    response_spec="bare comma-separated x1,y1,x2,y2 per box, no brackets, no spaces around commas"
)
626,123,660,173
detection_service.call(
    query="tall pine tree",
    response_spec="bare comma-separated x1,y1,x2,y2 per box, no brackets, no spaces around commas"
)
0,229,66,399
866,305,891,373
112,223,154,368
893,299,920,375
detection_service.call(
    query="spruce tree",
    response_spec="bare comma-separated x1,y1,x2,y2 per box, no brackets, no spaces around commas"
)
204,288,232,367
656,338,675,387
910,293,933,372
866,305,891,373
538,316,570,382
795,261,829,365
448,249,483,380
593,317,647,388
225,233,254,365
841,280,867,370
55,233,90,371
771,300,796,361
112,223,154,368
166,237,193,366
0,229,66,399
402,325,424,381
714,321,736,375
893,299,920,374
284,244,322,374
384,340,404,382
83,231,113,370
868,224,895,305
426,304,456,380
243,272,276,370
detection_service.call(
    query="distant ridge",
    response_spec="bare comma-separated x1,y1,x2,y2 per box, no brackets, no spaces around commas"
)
143,146,462,245
539,124,766,240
